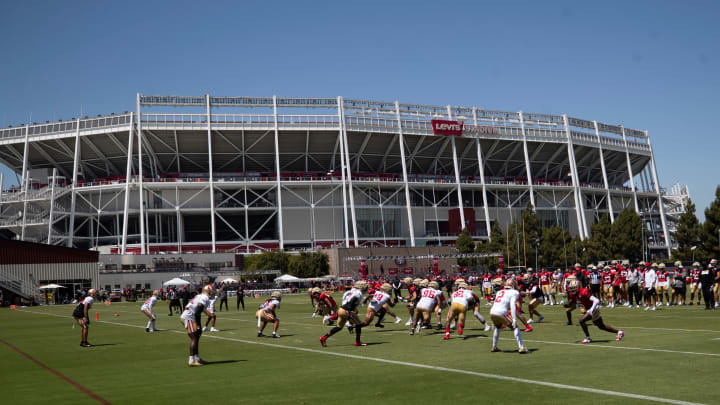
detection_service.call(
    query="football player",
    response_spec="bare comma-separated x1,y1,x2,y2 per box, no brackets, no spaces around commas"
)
551,269,562,305
689,262,701,305
411,281,445,335
72,289,99,347
311,287,338,324
525,280,545,324
403,278,422,326
181,285,213,366
320,280,368,347
360,283,395,329
256,291,282,338
443,282,490,339
656,263,670,306
566,280,624,344
140,289,160,332
203,291,219,332
489,279,527,353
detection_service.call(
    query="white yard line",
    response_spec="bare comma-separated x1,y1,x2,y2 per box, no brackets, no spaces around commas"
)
12,309,709,405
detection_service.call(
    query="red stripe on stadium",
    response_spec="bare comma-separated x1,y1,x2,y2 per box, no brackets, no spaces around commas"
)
0,338,111,405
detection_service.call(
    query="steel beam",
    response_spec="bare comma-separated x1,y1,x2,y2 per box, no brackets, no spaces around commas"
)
396,101,415,247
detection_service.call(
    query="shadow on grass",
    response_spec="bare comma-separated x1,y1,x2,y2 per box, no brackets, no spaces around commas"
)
88,343,119,347
204,359,246,365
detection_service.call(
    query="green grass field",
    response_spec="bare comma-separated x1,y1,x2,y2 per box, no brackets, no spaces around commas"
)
1,291,718,405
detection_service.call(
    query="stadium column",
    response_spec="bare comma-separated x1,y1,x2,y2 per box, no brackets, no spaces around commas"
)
67,118,81,247
646,130,671,257
47,168,57,244
593,121,615,223
447,105,466,233
472,108,492,240
272,96,284,249
336,97,351,247
395,101,415,247
621,126,640,213
121,112,134,255
136,95,146,254
20,124,29,241
206,95,216,253
518,112,536,209
562,115,588,240
339,97,359,247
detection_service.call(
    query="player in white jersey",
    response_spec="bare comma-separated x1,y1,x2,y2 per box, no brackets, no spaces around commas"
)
410,281,446,335
256,291,282,338
320,280,368,347
140,290,160,332
181,285,213,366
72,289,98,347
443,282,473,339
489,279,528,353
359,283,396,329
203,295,219,332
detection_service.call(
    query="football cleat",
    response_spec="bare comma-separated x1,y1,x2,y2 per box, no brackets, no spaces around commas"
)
145,328,150,333
518,347,528,354
490,347,501,352
581,337,592,344
395,317,402,324
188,360,204,367
443,334,450,340
409,329,414,336
484,323,491,332
257,332,264,337
537,315,544,323
322,315,330,325
354,341,367,347
616,331,625,341
374,323,384,328
210,327,219,332
80,342,92,347
203,326,209,332
319,336,327,347
405,319,412,326
523,326,533,333
271,333,280,338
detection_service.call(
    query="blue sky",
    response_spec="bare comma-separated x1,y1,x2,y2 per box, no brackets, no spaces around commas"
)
0,0,717,219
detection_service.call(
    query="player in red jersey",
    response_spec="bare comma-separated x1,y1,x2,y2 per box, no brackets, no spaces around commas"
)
619,264,629,305
611,266,622,308
656,263,670,306
566,280,624,344
312,287,339,325
689,262,702,305
539,269,553,305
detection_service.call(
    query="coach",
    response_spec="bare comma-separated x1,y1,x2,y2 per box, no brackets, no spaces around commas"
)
699,263,715,310
627,266,640,308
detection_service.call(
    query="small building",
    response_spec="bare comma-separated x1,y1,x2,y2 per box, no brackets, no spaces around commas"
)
0,239,99,306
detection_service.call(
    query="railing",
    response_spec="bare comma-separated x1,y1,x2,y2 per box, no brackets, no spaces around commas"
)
0,267,38,301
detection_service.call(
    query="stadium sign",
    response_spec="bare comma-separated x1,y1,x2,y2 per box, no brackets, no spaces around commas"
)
431,120,463,136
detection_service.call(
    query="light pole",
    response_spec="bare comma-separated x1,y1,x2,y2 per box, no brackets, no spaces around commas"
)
691,246,697,262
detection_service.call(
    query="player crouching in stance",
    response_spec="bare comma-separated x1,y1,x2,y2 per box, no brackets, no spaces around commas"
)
566,280,624,344
360,283,396,330
443,282,490,339
256,291,282,338
141,290,160,332
411,281,445,335
489,280,528,353
311,287,339,325
72,289,99,347
320,280,368,347
181,285,213,366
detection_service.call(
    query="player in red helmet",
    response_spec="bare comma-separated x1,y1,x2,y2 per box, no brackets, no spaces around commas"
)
566,280,624,344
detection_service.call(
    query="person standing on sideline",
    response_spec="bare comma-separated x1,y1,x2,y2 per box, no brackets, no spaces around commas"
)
236,283,245,311
141,290,160,332
218,285,228,311
626,265,640,308
644,263,658,310
699,262,716,310
392,276,402,304
72,289,98,347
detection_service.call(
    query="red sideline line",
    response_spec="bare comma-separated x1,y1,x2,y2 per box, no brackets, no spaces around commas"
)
0,338,111,405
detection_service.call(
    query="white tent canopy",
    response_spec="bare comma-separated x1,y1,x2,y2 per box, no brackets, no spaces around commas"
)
274,274,301,283
219,278,238,284
39,284,66,290
163,277,190,286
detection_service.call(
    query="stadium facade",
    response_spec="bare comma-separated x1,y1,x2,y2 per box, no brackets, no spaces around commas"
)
0,94,686,257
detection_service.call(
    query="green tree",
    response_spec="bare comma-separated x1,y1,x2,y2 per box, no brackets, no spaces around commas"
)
700,186,720,261
287,252,329,278
586,215,613,262
243,251,290,273
477,222,505,270
671,199,702,261
521,203,542,269
456,228,475,266
611,208,643,262
570,236,590,267
540,225,572,268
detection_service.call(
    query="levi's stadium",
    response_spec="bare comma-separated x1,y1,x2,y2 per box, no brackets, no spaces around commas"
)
0,94,690,257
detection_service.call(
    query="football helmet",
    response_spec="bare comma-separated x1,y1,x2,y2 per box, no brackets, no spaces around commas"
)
381,283,392,293
505,279,517,289
202,285,215,298
420,279,429,288
454,278,466,286
88,288,98,298
492,277,504,287
429,281,439,289
152,289,159,297
673,261,682,267
354,280,368,291
403,277,413,285
311,287,322,296
692,262,700,268
658,263,666,269
413,278,423,287
271,291,282,300
567,279,580,293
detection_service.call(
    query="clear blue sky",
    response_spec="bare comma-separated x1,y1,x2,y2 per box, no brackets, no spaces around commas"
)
1,1,717,219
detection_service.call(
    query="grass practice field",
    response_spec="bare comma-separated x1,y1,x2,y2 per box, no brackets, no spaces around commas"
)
1,291,718,405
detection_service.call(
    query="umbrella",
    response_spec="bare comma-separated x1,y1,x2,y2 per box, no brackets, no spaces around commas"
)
219,278,238,284
39,284,66,290
163,277,190,286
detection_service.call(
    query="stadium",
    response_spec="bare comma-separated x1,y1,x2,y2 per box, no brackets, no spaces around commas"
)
0,94,687,257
